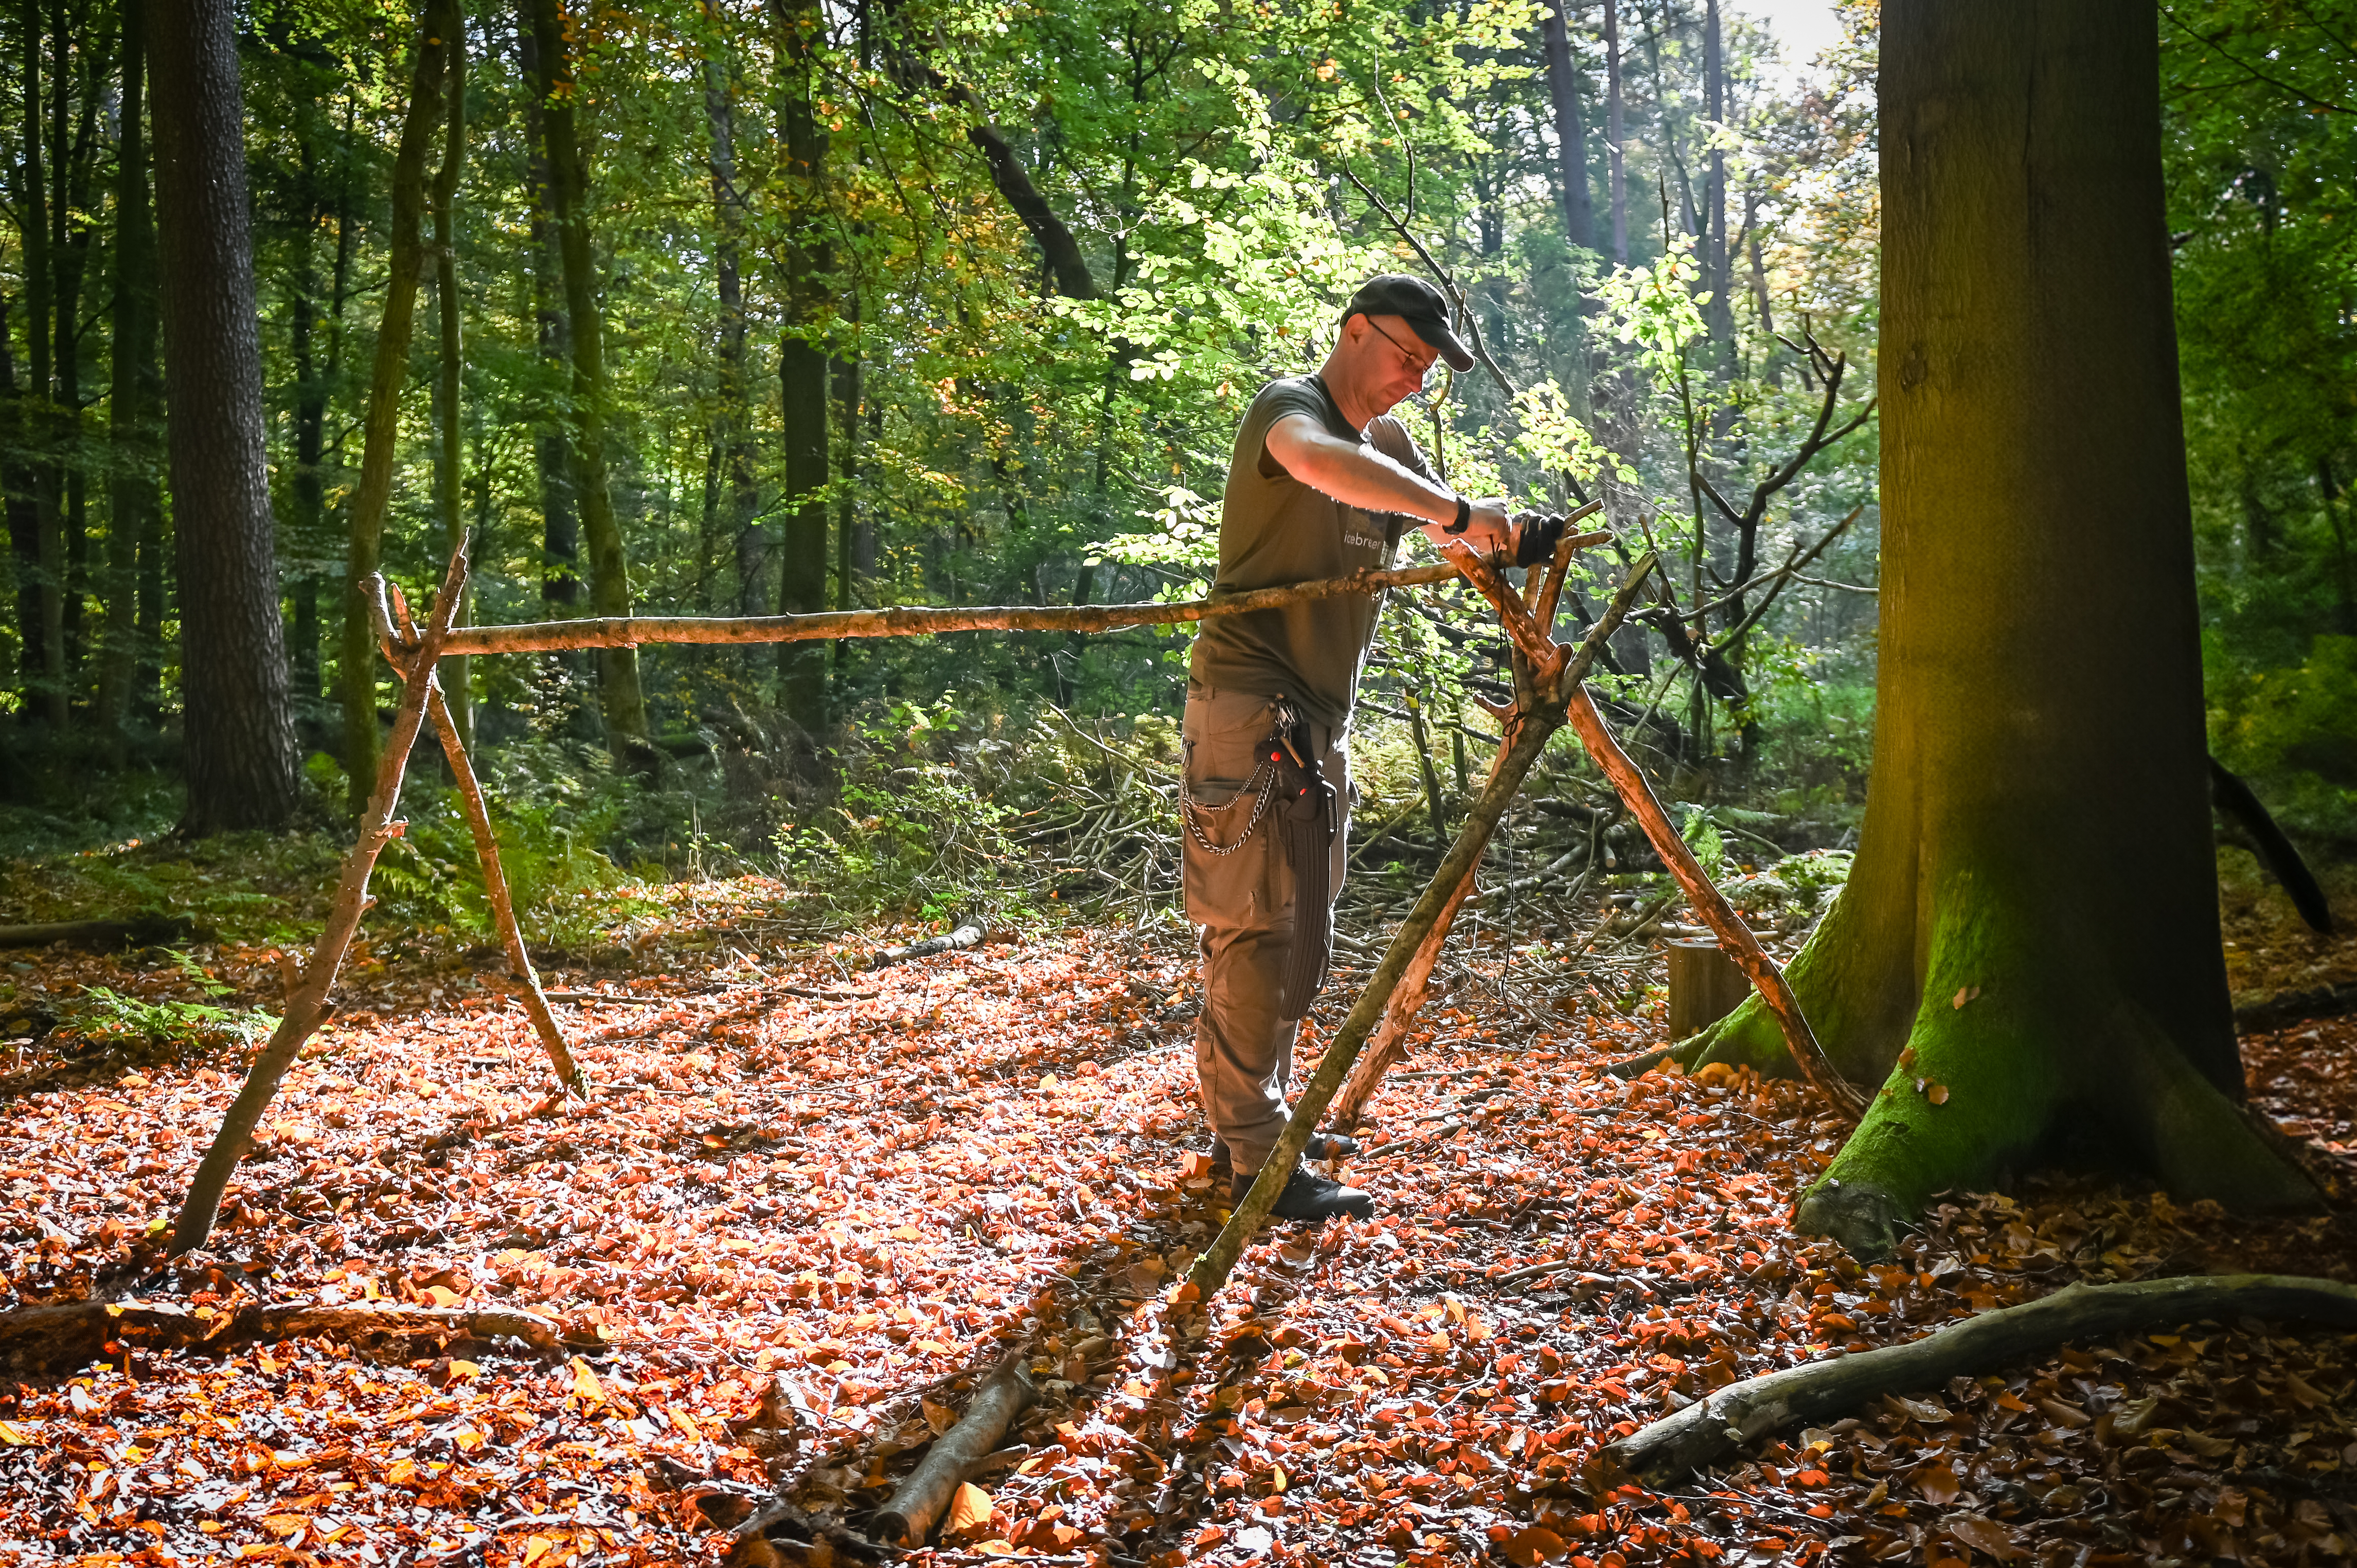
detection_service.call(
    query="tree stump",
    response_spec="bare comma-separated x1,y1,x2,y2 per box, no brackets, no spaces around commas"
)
1668,938,1748,1040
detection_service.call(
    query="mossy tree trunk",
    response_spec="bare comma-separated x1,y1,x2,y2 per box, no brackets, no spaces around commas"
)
1686,0,2319,1257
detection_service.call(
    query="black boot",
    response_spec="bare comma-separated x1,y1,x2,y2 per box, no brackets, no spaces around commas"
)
1231,1164,1374,1221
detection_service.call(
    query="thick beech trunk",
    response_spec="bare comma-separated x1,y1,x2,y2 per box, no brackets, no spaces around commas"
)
1685,0,2318,1257
151,0,302,831
525,0,650,758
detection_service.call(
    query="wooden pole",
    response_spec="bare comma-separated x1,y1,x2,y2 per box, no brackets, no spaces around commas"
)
171,535,472,1255
1185,555,1655,1300
384,543,1608,658
1563,684,1866,1116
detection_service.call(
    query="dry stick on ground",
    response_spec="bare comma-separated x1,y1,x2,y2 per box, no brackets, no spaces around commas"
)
867,1348,1040,1547
1187,555,1657,1299
377,586,584,1095
169,537,473,1256
413,548,1599,657
0,1297,573,1378
870,922,987,970
1562,686,1865,1119
1600,1273,2357,1483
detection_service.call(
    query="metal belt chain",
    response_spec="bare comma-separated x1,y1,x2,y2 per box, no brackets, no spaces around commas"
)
1180,755,1279,857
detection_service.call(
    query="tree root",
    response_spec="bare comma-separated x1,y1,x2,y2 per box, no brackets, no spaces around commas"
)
0,1297,574,1377
1596,1273,2357,1484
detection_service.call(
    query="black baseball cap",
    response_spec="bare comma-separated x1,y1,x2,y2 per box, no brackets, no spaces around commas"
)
1342,273,1475,373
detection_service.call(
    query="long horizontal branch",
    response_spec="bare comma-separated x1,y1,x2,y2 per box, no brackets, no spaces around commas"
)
371,542,1602,658
1600,1273,2357,1482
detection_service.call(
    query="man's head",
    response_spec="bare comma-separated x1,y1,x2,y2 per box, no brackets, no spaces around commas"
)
1328,274,1476,418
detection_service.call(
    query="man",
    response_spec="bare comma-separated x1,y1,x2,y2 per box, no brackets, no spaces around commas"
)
1184,273,1548,1221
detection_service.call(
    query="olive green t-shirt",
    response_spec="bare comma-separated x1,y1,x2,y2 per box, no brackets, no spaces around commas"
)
1187,375,1432,732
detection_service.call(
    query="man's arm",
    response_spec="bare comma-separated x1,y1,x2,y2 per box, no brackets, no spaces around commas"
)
1265,413,1514,555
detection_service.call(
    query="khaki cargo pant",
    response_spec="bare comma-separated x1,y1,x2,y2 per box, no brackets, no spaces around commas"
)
1180,683,1350,1177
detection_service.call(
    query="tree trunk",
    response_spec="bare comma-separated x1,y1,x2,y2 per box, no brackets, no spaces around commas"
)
340,0,451,814
19,0,63,729
1604,0,1626,264
55,0,98,697
523,0,650,760
1701,0,1732,357
1542,0,1592,251
288,114,330,709
775,0,830,730
1686,0,2319,1258
703,18,763,622
429,20,470,751
95,0,156,754
150,0,302,832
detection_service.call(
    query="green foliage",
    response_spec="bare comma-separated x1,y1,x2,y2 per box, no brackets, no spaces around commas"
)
70,985,278,1054
2206,633,2357,839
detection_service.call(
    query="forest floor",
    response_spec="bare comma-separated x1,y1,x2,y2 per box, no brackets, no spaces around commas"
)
0,859,2352,1568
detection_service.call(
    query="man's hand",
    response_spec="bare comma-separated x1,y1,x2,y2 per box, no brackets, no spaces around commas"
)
1417,499,1512,556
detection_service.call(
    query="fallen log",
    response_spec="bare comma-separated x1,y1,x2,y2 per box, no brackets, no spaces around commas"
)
0,914,199,951
1598,1272,2357,1483
0,1296,569,1377
869,1347,1040,1546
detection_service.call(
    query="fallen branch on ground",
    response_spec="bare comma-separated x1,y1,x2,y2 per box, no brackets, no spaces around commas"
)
871,922,987,969
1598,1272,2357,1483
870,1347,1040,1546
0,915,200,951
0,1297,572,1376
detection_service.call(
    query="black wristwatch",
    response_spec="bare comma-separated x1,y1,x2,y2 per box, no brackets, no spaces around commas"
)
1442,495,1472,535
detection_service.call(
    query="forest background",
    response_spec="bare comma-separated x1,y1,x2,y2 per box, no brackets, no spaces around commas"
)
0,0,2350,977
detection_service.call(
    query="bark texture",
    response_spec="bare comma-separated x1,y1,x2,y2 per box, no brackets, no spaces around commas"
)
151,0,302,832
1685,0,2318,1256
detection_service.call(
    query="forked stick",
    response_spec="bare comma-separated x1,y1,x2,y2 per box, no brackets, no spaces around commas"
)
171,536,472,1254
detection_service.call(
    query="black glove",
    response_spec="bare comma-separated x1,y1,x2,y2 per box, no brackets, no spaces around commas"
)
1513,512,1567,568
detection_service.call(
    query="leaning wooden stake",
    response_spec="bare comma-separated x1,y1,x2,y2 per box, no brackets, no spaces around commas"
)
1186,555,1656,1299
380,580,585,1095
1562,685,1865,1118
1601,1273,2357,1482
171,537,472,1255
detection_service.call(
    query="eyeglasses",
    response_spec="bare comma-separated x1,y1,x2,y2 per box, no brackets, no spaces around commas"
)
1365,315,1445,391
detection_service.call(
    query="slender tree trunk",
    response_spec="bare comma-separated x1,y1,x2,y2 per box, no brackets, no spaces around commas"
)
1701,0,1732,355
523,0,649,760
1689,0,2316,1258
3,315,37,713
430,21,470,751
1542,0,1592,251
288,129,327,708
341,0,452,813
1604,0,1626,264
20,0,62,728
833,321,861,622
54,0,96,694
775,0,830,729
150,0,302,832
703,21,762,619
96,0,155,754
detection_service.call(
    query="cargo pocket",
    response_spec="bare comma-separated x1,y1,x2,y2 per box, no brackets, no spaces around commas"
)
1181,738,1276,927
